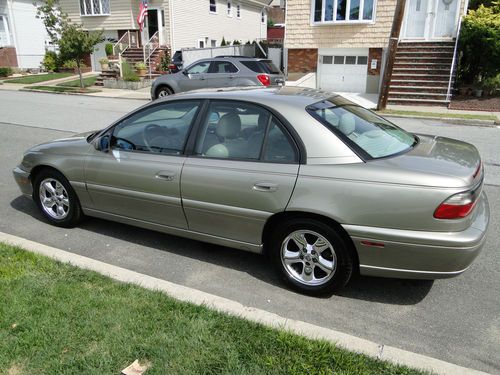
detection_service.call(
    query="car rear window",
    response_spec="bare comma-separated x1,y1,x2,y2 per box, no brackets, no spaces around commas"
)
241,60,281,74
307,99,416,159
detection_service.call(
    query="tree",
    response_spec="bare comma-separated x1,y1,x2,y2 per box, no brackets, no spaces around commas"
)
220,37,227,46
35,0,102,89
59,24,102,88
458,1,500,84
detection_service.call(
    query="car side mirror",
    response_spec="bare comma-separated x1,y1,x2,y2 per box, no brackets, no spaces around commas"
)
182,70,188,76
95,134,110,152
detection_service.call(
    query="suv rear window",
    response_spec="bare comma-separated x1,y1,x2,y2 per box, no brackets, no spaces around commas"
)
241,60,281,74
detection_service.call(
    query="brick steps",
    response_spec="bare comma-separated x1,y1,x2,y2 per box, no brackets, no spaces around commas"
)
387,40,455,106
109,47,169,77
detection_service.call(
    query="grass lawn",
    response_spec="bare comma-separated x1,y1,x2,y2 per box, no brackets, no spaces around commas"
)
0,243,426,375
3,72,74,84
57,75,98,88
377,109,497,122
26,85,100,94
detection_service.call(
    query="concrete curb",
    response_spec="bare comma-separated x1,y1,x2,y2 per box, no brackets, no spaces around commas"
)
382,114,498,127
0,231,490,375
17,88,149,101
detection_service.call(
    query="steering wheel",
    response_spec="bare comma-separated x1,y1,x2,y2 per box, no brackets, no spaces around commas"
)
142,124,171,152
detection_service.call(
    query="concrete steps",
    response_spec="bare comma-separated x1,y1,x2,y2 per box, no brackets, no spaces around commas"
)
387,41,455,106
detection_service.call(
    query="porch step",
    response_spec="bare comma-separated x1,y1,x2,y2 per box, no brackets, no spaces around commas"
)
389,85,448,93
387,98,450,106
390,79,450,86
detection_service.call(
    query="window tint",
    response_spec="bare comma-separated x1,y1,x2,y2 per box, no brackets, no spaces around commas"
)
195,101,297,163
307,101,416,159
263,119,297,163
187,61,210,74
111,101,200,155
241,60,281,74
211,61,238,73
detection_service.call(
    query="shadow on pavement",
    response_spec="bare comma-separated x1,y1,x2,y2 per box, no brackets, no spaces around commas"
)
11,195,433,305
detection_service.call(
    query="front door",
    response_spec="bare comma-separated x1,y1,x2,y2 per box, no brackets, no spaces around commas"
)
85,100,202,229
403,0,460,39
181,100,300,245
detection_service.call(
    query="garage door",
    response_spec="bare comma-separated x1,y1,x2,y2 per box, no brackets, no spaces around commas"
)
318,55,368,93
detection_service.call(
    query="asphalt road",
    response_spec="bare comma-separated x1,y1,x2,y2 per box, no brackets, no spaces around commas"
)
1,91,499,374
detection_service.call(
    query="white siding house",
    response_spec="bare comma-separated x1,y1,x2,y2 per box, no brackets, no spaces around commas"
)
0,0,50,69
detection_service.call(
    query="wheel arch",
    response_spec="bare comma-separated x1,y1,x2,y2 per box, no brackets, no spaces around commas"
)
155,84,175,98
262,211,360,271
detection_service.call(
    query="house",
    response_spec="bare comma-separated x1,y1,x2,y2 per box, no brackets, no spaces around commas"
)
0,0,50,69
59,0,270,71
285,0,467,106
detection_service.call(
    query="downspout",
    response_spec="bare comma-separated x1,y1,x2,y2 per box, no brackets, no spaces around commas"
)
169,0,175,55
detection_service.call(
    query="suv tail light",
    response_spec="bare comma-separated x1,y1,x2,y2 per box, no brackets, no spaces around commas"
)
257,74,270,86
168,64,176,70
434,191,479,219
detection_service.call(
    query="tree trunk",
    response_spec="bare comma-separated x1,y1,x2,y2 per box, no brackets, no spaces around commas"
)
76,60,84,89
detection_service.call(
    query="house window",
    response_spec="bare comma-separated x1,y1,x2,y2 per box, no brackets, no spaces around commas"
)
210,0,217,13
261,10,265,23
211,39,217,47
198,39,205,48
80,0,110,15
236,4,241,18
312,0,375,23
0,15,11,46
227,1,232,16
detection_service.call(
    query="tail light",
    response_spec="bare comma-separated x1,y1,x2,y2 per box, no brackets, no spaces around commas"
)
168,64,176,70
434,191,479,219
257,74,270,86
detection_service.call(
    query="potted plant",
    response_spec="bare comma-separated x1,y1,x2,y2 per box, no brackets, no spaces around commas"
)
105,43,113,57
158,54,171,74
135,62,147,77
99,57,109,71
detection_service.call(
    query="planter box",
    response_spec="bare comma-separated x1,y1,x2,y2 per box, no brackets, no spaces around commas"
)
103,78,152,90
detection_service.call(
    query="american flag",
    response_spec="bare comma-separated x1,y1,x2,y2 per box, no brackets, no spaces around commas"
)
137,0,148,31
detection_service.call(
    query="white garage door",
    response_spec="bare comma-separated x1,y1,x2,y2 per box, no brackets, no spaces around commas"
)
318,55,368,93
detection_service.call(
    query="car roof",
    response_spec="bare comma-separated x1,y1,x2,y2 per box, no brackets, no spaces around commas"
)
161,86,350,108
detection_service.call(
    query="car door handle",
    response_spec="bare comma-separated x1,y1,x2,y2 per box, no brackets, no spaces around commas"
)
253,182,278,192
155,171,175,181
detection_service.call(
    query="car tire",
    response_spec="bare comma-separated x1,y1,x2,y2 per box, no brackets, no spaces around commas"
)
270,218,354,296
156,86,173,99
33,169,83,228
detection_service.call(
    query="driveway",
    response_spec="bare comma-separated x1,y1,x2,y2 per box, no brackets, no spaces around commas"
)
1,91,499,374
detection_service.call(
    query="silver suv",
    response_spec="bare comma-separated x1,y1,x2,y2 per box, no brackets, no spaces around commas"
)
151,56,284,99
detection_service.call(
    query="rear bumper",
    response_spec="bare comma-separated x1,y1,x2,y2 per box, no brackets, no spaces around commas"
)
13,166,33,197
343,192,490,279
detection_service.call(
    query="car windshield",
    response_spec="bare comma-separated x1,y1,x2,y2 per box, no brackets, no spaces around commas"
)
307,98,416,159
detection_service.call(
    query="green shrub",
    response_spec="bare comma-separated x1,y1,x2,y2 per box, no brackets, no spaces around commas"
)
220,37,227,46
42,50,59,71
0,67,12,77
122,60,139,82
482,73,500,94
232,40,241,45
105,43,113,56
458,2,500,83
159,53,171,72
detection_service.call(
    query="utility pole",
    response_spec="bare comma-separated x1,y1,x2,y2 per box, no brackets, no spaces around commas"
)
377,0,407,111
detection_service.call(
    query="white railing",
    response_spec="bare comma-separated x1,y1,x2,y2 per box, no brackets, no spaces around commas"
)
446,15,463,102
143,31,159,77
113,31,139,77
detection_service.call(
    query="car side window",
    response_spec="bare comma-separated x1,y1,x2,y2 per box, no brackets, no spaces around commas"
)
111,101,200,155
263,118,298,163
210,61,238,73
194,101,298,163
186,61,210,74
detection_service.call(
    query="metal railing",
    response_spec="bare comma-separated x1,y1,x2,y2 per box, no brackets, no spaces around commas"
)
113,31,139,77
143,31,159,78
446,15,463,102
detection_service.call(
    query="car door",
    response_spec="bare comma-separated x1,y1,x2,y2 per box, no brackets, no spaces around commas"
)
181,100,300,245
84,100,202,229
205,60,239,88
178,60,210,92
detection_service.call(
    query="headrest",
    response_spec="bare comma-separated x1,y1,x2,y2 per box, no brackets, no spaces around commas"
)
339,113,356,136
216,113,241,139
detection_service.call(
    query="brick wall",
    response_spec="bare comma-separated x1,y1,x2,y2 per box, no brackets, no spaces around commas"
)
0,47,18,67
288,48,318,73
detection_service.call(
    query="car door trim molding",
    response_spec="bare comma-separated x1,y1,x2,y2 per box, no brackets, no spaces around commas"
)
86,183,181,207
183,198,272,221
82,208,264,253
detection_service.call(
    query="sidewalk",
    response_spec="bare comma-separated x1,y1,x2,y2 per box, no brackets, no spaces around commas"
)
386,104,500,120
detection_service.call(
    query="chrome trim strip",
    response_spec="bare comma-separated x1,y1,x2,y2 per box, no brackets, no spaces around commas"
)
360,264,469,276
